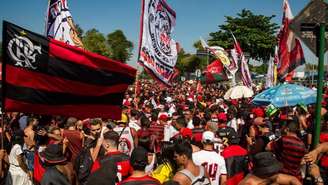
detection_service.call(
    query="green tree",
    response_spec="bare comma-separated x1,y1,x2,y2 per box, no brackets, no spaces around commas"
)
83,29,110,57
176,48,189,74
75,24,84,39
193,40,203,51
208,9,279,61
176,44,209,76
107,30,133,63
181,55,203,73
249,63,268,74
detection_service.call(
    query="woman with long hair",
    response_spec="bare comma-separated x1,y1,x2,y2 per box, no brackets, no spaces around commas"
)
5,130,32,185
151,141,178,184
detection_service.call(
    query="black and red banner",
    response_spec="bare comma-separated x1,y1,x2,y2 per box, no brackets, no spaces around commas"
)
2,21,136,119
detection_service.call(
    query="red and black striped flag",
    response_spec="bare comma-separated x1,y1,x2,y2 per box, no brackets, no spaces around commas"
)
277,0,305,81
2,21,136,119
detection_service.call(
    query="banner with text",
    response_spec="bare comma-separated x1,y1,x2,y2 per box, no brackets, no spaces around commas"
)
138,0,177,86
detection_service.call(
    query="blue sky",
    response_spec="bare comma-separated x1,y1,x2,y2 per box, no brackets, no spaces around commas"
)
0,0,324,68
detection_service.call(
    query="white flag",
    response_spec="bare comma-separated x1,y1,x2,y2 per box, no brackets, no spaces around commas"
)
138,0,177,86
46,0,83,48
265,57,274,88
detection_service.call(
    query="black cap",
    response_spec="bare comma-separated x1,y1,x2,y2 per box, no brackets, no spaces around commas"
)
130,147,148,169
253,152,282,177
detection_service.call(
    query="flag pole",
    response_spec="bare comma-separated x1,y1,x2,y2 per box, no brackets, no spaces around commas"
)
312,23,326,149
134,66,140,109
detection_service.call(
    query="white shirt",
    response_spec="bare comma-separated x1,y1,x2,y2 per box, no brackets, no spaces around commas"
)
163,124,179,141
9,144,25,173
187,119,194,129
227,118,238,132
129,120,141,131
114,126,134,156
193,150,227,185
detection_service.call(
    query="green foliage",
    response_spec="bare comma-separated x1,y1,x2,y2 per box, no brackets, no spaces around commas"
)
107,30,133,63
193,40,203,51
249,63,268,74
175,49,189,74
75,24,84,39
208,9,279,61
176,41,211,74
83,29,111,57
181,55,203,73
175,47,208,75
80,27,133,63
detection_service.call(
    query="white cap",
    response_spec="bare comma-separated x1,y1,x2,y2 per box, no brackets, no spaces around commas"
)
202,131,215,143
166,97,173,103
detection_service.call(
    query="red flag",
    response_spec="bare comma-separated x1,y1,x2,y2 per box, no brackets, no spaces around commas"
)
201,59,227,84
2,21,136,119
277,0,305,80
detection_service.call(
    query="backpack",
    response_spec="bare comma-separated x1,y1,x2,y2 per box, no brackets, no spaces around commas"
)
74,148,94,185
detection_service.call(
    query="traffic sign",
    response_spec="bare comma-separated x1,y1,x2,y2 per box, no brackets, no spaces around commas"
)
289,0,328,55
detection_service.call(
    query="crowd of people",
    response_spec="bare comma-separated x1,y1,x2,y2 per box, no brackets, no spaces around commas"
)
0,80,328,185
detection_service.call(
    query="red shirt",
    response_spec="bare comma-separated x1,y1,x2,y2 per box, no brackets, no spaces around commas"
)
91,151,131,180
63,130,83,162
272,135,306,177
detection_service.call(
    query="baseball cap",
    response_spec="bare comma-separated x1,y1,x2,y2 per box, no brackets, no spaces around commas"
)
252,107,265,118
159,114,169,121
202,131,215,143
266,104,279,117
218,112,227,122
180,128,193,139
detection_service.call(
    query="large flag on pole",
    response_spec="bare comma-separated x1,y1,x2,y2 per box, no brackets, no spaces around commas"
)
46,0,84,48
277,0,305,80
231,32,252,88
200,38,237,73
2,21,136,119
138,0,178,86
